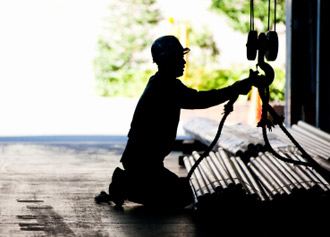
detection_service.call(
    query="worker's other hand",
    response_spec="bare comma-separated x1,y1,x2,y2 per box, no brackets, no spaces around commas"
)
248,69,259,87
231,69,259,95
232,79,252,96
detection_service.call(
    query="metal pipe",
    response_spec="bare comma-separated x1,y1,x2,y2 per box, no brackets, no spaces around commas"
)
209,151,235,188
284,151,317,188
291,125,330,154
190,153,214,195
260,152,295,191
273,127,329,159
251,158,285,195
248,161,279,198
205,155,227,190
230,156,258,200
277,151,314,190
275,153,311,191
258,153,292,195
287,128,330,154
308,166,330,191
188,155,211,197
264,152,303,191
297,120,330,143
236,157,267,201
217,149,242,188
291,152,329,192
192,152,222,193
183,156,204,199
288,128,330,158
258,180,273,201
213,150,225,168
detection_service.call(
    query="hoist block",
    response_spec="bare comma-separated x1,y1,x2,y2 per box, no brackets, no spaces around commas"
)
265,31,278,61
246,30,258,61
246,31,279,62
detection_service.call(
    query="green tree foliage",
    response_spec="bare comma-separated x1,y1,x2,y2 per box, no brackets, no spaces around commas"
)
93,0,285,101
209,0,286,101
188,26,220,67
210,0,286,33
93,0,161,96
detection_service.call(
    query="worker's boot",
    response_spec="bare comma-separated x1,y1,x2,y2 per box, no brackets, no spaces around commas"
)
108,167,128,206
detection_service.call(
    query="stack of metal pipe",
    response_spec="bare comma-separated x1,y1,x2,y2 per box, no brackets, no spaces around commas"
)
183,148,267,211
248,151,330,201
184,148,330,212
273,121,330,160
183,118,330,212
183,117,287,156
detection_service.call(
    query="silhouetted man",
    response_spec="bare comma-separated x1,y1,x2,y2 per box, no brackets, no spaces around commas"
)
95,35,253,208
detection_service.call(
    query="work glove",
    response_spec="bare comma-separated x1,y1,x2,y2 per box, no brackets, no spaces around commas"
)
231,69,256,95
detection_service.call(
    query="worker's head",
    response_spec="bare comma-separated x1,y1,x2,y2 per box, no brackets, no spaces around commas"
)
151,35,190,77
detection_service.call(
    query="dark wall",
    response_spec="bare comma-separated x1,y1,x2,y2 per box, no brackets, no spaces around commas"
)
290,0,317,125
318,0,330,132
289,0,330,132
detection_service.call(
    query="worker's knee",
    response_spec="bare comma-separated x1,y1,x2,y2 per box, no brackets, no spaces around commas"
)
124,168,193,208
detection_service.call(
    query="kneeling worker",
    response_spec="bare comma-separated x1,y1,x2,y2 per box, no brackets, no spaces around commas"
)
95,35,253,208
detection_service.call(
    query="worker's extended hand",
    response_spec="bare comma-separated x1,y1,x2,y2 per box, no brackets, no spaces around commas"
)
231,77,253,96
248,69,259,86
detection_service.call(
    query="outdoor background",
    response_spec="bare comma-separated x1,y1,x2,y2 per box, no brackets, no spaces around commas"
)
0,0,286,137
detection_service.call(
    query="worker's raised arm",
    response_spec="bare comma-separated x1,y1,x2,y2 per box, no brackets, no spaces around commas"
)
178,77,252,109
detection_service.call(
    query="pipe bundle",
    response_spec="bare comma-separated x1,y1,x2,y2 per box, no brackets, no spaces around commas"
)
183,118,330,213
183,117,285,156
248,150,330,201
184,148,330,212
183,148,266,211
273,121,330,161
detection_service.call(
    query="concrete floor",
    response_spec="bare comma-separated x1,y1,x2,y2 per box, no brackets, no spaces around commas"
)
1,138,329,236
0,139,222,237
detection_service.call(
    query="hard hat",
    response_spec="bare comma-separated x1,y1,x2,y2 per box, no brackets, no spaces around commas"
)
151,35,190,64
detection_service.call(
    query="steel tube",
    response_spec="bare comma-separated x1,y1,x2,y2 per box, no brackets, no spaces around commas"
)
209,151,234,188
273,127,329,160
287,128,330,158
205,156,227,189
291,152,329,192
248,162,279,199
264,152,303,191
217,149,242,188
260,153,295,191
292,124,330,148
308,168,330,191
230,156,258,200
192,152,222,193
297,120,330,143
272,127,329,160
213,151,225,168
289,131,330,155
277,151,314,190
248,159,280,197
183,156,204,199
258,181,273,201
289,127,330,156
258,154,292,195
188,156,211,196
190,154,214,195
283,151,317,188
251,158,285,195
236,157,267,201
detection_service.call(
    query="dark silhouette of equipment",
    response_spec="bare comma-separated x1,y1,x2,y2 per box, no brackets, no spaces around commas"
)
246,0,278,61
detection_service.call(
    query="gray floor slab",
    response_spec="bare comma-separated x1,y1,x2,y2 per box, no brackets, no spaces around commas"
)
1,140,328,236
0,140,224,237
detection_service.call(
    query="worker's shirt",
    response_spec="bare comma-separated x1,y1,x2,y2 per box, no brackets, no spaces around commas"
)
121,71,238,168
